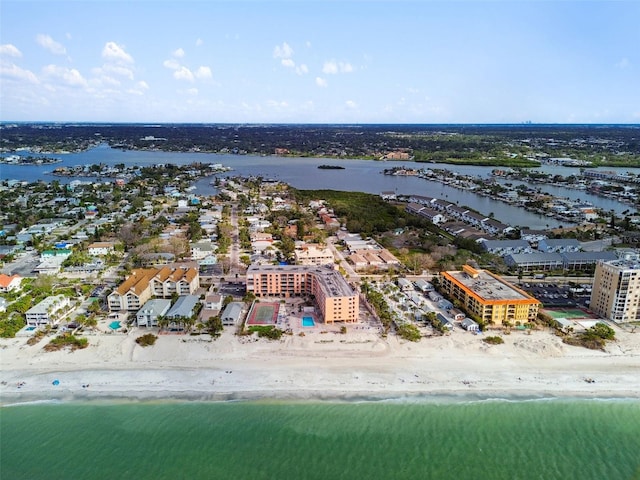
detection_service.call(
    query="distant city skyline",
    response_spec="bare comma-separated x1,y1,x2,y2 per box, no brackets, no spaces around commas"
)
1,1,638,124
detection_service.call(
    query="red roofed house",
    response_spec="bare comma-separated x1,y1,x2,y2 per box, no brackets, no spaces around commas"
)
0,274,22,292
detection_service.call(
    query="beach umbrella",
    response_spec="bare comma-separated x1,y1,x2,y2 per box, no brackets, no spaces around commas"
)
52,379,60,386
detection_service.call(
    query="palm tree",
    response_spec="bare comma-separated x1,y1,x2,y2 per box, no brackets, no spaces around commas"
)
157,315,169,331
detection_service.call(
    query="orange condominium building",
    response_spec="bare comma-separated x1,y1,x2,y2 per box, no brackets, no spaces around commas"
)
439,265,540,327
246,265,358,323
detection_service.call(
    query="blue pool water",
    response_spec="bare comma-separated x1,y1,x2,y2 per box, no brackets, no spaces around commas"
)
302,316,315,327
109,321,121,330
25,326,36,331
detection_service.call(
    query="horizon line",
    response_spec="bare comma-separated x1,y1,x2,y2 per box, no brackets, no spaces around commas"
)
2,121,640,127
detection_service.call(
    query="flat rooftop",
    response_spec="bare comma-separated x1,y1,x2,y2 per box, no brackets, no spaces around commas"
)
247,264,354,298
444,268,534,302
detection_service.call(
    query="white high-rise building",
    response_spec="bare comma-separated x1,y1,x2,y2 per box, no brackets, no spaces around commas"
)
590,259,640,323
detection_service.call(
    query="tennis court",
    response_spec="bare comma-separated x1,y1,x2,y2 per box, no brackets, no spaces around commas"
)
543,308,597,320
246,302,280,325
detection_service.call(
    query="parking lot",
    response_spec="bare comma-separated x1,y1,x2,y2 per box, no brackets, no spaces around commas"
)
522,283,590,308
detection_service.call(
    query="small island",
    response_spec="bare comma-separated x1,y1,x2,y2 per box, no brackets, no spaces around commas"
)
317,164,345,170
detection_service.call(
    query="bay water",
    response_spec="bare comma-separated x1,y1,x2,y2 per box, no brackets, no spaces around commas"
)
2,399,639,479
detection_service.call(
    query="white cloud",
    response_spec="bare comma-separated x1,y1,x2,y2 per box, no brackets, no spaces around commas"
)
102,41,134,64
322,60,354,74
0,44,22,57
315,77,327,88
174,66,194,82
196,38,203,47
163,58,181,70
322,61,338,75
296,64,308,75
96,75,120,87
195,66,212,79
345,100,358,109
137,80,149,90
615,57,631,69
102,64,134,80
36,34,66,55
0,62,39,83
273,42,294,59
43,64,87,88
173,48,185,58
281,58,295,68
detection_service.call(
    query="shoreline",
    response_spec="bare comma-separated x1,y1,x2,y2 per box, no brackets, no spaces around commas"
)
2,327,640,406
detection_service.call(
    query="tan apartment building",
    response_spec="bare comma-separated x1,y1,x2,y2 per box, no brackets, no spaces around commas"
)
246,264,358,323
108,266,199,311
590,259,640,323
294,244,335,266
439,265,540,327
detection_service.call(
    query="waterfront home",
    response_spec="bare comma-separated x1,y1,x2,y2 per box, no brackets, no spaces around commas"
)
165,295,200,329
436,313,454,330
482,218,511,236
221,302,244,326
461,317,480,332
406,203,446,224
407,195,436,206
136,299,172,327
538,238,581,253
25,295,71,326
380,191,397,201
480,239,532,256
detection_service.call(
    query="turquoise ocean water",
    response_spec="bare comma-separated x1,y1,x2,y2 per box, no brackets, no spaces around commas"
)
2,399,639,480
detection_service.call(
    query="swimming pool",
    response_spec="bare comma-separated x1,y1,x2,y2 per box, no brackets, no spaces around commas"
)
302,316,315,327
25,326,36,331
109,321,121,330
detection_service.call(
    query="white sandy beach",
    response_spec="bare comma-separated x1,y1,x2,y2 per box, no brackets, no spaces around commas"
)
1,327,639,403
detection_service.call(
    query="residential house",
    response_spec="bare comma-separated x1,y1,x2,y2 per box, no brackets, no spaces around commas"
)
136,299,172,327
461,318,480,332
87,241,116,256
25,295,71,326
0,273,22,292
190,240,216,260
221,301,244,326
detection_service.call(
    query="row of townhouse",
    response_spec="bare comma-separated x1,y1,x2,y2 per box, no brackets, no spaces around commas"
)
481,238,582,257
504,251,618,272
405,195,511,236
108,265,200,311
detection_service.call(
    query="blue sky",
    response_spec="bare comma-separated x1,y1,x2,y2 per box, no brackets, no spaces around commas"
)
1,0,638,123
